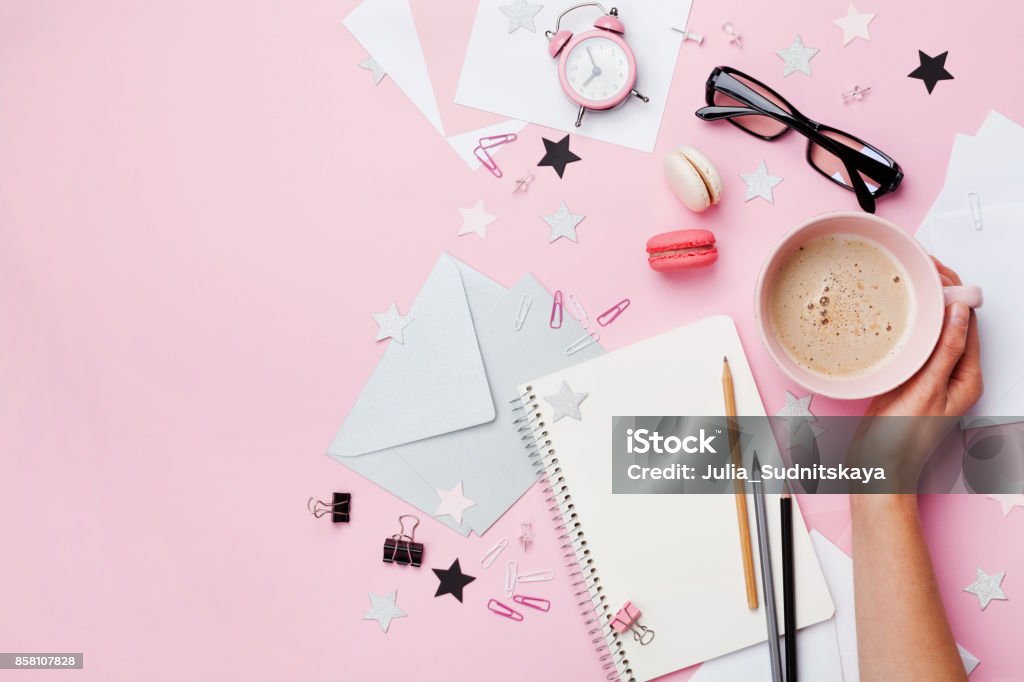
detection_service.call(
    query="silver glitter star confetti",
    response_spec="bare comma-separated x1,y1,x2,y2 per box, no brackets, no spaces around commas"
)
458,199,498,238
833,4,875,46
363,590,407,632
499,0,543,33
740,161,784,203
372,303,414,344
544,380,588,422
358,56,387,85
776,34,820,77
986,494,1024,518
542,200,585,243
775,390,816,420
963,568,1008,610
434,481,477,525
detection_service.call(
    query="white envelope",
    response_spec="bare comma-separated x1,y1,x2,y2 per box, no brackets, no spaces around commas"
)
331,254,499,458
328,253,603,535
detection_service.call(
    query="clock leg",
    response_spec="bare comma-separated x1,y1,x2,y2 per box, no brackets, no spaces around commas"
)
631,89,650,103
575,106,586,127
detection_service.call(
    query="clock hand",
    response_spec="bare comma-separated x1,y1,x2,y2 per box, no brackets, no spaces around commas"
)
585,46,602,75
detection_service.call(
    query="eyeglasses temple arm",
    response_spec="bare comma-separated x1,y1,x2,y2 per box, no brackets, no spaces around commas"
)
694,105,761,121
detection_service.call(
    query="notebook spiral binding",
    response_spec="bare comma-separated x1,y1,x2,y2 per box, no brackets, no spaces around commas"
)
512,387,634,682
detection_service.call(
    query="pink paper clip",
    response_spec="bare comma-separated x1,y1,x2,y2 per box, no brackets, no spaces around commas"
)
487,599,524,621
597,298,631,327
611,601,655,645
473,133,518,178
550,290,564,329
512,594,550,612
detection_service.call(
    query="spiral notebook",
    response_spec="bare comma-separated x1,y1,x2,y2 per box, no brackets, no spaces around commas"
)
515,316,835,682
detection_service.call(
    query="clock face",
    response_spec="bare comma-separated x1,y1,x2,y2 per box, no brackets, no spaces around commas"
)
565,36,632,104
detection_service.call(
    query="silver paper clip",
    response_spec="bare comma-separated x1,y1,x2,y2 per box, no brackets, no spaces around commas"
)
968,192,983,230
505,561,518,597
842,85,871,102
513,171,535,194
597,298,630,327
722,22,742,47
550,290,564,329
516,568,554,583
566,330,600,355
514,294,532,331
568,293,589,328
480,538,509,569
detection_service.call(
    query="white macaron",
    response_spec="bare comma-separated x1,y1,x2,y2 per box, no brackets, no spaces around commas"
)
663,145,723,212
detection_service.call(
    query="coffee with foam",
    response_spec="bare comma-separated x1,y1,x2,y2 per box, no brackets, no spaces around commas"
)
769,235,912,378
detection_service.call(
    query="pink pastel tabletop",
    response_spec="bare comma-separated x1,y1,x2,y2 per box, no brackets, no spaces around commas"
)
1,0,1021,680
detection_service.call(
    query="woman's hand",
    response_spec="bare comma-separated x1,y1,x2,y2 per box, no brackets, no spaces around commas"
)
849,259,983,489
866,258,982,418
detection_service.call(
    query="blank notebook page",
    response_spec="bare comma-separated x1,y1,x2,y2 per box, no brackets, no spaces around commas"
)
519,316,834,681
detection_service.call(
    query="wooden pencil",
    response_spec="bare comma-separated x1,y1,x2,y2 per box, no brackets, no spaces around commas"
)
722,356,759,610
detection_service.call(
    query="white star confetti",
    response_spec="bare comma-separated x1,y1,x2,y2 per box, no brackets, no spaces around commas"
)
986,493,1024,518
776,35,820,77
434,481,477,525
740,161,784,203
544,380,588,421
963,568,1008,610
372,303,414,344
499,0,543,33
458,199,498,239
358,56,387,85
775,390,816,420
542,200,585,243
363,590,407,632
833,4,875,46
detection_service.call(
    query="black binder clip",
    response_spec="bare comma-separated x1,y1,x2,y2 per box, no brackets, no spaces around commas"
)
383,514,423,567
307,493,351,523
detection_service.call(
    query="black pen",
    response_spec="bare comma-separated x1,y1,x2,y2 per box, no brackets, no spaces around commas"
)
781,482,797,682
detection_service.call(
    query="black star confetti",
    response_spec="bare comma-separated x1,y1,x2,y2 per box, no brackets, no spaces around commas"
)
908,50,954,94
537,134,581,178
432,558,476,603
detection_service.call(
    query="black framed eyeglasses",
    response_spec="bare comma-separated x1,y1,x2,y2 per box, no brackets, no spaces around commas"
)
695,66,903,213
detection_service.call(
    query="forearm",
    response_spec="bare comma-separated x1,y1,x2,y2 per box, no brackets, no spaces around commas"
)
851,494,965,682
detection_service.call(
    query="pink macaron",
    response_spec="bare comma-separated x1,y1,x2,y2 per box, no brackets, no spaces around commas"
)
646,229,718,271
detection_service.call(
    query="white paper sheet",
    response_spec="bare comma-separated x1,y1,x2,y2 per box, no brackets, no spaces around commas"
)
344,0,527,168
915,110,1024,423
456,0,691,152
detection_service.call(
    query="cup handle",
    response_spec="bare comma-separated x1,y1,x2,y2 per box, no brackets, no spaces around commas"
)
943,285,983,309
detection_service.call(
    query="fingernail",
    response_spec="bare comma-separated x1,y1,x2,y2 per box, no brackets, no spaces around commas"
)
950,302,969,328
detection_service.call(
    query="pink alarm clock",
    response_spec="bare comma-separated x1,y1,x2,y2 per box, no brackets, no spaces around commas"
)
546,3,649,127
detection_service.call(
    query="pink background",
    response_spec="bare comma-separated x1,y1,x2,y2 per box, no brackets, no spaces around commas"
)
1,0,1021,680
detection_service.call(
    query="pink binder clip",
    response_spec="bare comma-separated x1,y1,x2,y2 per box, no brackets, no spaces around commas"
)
474,133,518,178
512,594,550,612
549,290,564,329
487,599,524,621
611,601,655,645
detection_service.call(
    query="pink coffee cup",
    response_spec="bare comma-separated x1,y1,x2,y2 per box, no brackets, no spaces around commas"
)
755,212,983,400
